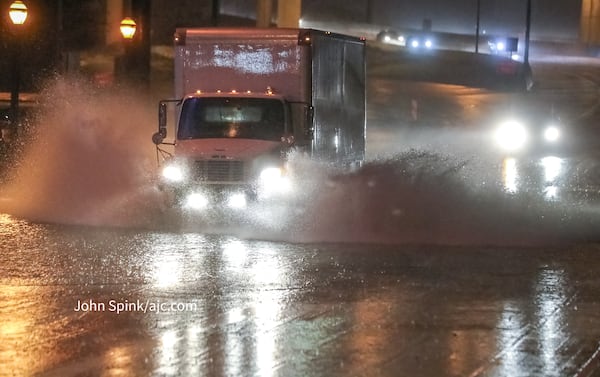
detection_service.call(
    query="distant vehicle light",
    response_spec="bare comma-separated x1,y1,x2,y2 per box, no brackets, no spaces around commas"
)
411,40,420,48
377,30,406,46
495,120,528,151
424,39,433,49
496,41,506,51
544,126,560,142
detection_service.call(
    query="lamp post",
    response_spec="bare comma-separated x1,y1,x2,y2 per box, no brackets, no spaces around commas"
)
8,0,28,135
523,0,532,66
118,17,137,83
475,0,481,53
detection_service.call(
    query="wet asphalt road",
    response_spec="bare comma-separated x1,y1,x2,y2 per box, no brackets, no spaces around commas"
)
1,217,600,377
1,49,600,376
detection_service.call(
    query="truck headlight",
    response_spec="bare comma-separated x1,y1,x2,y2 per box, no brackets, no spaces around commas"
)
227,193,247,209
259,167,291,197
260,167,284,184
162,165,185,182
544,126,560,142
185,193,209,210
495,120,528,151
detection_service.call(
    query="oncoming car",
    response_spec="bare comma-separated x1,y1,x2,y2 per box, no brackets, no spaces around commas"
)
376,29,406,46
407,34,434,50
491,110,567,155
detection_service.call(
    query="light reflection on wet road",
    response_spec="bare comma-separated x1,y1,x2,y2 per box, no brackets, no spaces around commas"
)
1,48,600,376
1,215,600,376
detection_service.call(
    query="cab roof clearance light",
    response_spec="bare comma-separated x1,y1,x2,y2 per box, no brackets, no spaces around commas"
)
192,89,274,95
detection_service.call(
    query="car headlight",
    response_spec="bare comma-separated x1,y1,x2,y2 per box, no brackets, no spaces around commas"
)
544,126,560,142
162,165,185,182
495,120,528,151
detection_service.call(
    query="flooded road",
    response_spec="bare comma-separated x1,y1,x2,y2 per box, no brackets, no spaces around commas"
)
1,216,600,376
1,52,600,376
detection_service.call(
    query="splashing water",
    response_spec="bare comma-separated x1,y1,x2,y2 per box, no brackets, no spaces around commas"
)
0,79,597,246
0,78,164,227
283,151,596,246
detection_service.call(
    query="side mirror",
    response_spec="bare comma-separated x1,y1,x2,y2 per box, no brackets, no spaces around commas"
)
158,101,168,138
152,132,164,145
155,99,181,145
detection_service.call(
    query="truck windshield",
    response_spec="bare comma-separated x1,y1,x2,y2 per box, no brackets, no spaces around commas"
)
178,97,285,141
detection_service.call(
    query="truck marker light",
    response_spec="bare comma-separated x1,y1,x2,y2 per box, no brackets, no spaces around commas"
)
231,89,237,94
196,90,202,94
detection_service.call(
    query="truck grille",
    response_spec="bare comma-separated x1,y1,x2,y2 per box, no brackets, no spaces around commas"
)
193,160,245,182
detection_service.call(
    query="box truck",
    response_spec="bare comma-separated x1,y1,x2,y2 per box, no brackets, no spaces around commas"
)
152,28,366,210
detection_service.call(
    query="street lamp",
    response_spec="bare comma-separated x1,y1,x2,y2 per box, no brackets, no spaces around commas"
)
8,0,27,24
120,17,137,40
118,17,137,84
8,0,28,136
